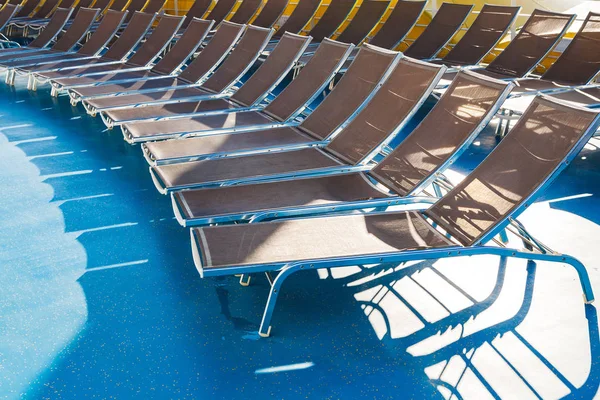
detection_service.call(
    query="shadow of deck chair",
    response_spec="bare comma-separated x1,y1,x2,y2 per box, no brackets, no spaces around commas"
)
75,24,274,115
188,94,600,337
51,20,243,101
250,0,289,28
438,9,576,87
147,69,509,198
27,13,183,92
0,7,72,56
1,7,101,83
21,18,214,91
96,31,312,127
26,11,156,91
117,38,354,143
205,0,237,25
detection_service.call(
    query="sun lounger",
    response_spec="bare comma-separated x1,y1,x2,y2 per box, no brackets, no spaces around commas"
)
188,94,600,337
366,0,425,50
21,0,96,34
229,0,262,24
305,0,356,42
27,11,156,92
271,0,320,39
180,0,213,30
168,67,508,230
119,38,354,143
205,0,238,25
148,68,509,195
98,31,312,127
72,23,270,113
251,0,289,28
0,4,22,45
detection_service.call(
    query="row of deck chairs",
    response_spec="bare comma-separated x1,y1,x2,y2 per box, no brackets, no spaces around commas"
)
3,2,600,337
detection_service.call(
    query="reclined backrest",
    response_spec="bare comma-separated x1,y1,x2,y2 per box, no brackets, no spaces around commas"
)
425,95,600,246
109,0,130,10
151,18,214,75
72,0,96,16
442,4,520,67
251,0,289,28
29,8,73,48
326,56,445,165
404,2,472,60
124,0,148,14
262,38,352,122
15,0,41,18
77,10,128,56
308,0,356,42
369,0,425,49
101,11,156,61
55,0,77,12
229,0,262,24
52,7,100,52
273,0,320,38
335,0,389,45
229,32,311,107
0,4,21,31
126,14,184,66
297,45,398,141
369,71,511,196
198,25,274,93
91,0,114,13
485,9,575,78
178,20,245,83
205,0,237,24
141,0,166,14
181,0,212,29
540,12,600,85
31,0,60,19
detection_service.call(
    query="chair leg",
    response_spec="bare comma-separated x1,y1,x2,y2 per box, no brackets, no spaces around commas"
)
258,266,298,337
239,274,251,286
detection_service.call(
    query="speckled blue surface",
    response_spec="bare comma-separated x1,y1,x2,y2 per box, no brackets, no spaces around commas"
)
1,78,599,399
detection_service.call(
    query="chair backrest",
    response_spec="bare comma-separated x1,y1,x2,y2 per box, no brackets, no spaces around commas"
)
263,38,352,122
31,0,60,18
297,44,398,141
72,0,97,16
369,0,425,49
485,9,575,78
52,7,100,52
102,11,156,60
404,2,472,60
141,0,165,14
540,12,600,85
200,25,274,94
91,0,114,13
205,0,237,24
229,32,311,107
273,0,320,38
29,7,73,48
55,0,77,12
126,14,184,67
326,56,446,165
370,70,511,198
15,0,41,18
181,0,212,29
109,0,129,10
8,0,22,5
251,0,288,28
425,95,600,246
78,10,128,56
308,0,356,42
0,4,21,31
124,0,148,14
335,0,389,45
151,18,214,75
178,20,245,83
229,0,261,24
442,4,520,67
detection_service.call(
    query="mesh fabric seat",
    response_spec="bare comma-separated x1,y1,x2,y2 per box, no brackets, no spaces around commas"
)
306,0,357,42
251,0,289,28
205,0,237,24
229,0,262,24
272,0,320,38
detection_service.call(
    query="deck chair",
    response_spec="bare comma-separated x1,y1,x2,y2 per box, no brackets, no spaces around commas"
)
22,0,96,34
12,0,58,21
24,18,214,92
304,0,356,42
189,94,600,337
180,0,213,30
30,14,183,93
140,0,166,15
205,0,237,25
109,0,130,11
0,7,72,56
366,0,425,50
403,2,472,60
27,11,156,92
119,38,354,143
148,68,509,194
437,4,520,68
439,9,576,86
69,23,268,111
167,68,507,229
1,8,101,83
229,0,262,24
272,0,320,39
251,0,289,28
98,32,312,127
0,4,22,45
52,20,243,100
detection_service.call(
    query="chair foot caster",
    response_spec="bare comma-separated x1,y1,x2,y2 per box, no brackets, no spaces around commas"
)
259,326,271,338
239,275,251,286
584,294,595,304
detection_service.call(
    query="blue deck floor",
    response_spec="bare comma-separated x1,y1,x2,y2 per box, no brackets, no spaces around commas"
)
1,79,599,399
